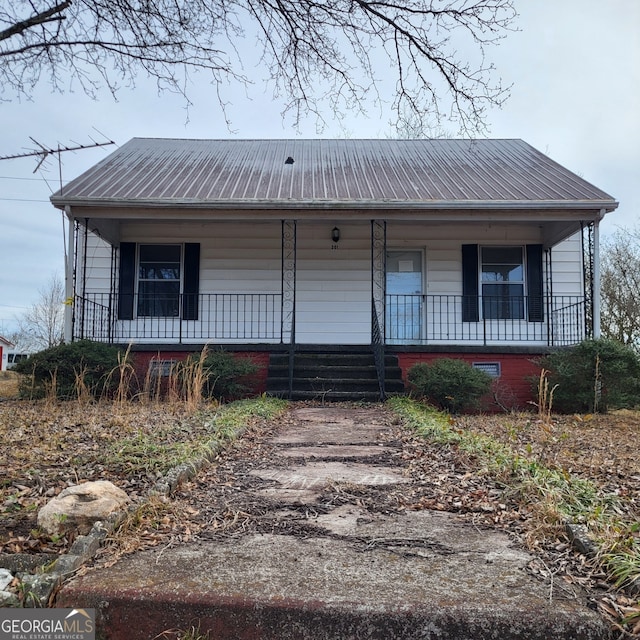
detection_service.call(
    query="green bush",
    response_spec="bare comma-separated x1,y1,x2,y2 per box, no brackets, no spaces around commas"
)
184,350,260,401
537,338,640,413
407,358,492,413
14,340,125,400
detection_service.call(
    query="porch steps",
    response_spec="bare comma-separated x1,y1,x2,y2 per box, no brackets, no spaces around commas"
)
266,349,405,401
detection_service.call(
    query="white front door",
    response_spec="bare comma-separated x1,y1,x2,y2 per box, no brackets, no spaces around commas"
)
386,250,424,342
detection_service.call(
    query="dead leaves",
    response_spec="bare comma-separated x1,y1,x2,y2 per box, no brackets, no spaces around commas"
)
599,594,640,637
0,401,220,555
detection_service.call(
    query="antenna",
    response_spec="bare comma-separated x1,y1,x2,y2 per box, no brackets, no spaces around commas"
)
0,136,115,172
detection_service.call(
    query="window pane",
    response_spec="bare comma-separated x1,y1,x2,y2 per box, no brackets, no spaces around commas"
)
482,263,524,282
481,247,523,282
139,245,181,262
482,247,522,264
139,264,180,280
138,281,180,317
482,283,524,320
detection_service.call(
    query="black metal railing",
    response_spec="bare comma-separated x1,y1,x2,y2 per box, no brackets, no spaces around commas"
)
74,292,284,343
385,294,586,346
74,292,587,347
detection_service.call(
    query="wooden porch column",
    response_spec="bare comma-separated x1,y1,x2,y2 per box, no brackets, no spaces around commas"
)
63,206,74,343
593,215,603,338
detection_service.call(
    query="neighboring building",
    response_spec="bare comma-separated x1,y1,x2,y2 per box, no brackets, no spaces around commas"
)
0,337,13,372
1,337,31,371
50,138,618,406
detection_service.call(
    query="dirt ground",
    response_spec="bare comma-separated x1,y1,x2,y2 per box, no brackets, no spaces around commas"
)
0,397,638,635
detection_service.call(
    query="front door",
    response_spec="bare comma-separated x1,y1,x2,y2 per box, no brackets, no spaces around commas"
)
386,251,423,342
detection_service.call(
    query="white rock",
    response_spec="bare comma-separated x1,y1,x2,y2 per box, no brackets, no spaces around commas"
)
37,480,130,536
0,568,13,591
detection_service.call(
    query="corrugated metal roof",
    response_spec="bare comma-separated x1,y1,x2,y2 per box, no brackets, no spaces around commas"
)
50,138,617,210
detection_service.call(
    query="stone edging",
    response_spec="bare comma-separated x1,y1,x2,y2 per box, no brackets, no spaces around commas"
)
565,522,639,596
1,431,244,607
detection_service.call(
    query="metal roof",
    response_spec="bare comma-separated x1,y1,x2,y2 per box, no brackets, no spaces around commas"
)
50,138,617,211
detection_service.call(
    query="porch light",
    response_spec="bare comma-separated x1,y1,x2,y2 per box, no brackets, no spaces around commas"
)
331,227,340,243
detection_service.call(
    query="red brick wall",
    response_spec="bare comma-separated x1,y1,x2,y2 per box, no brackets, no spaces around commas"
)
397,352,542,411
131,351,270,396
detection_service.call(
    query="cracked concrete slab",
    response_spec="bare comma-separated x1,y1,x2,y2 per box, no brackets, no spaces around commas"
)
250,461,409,489
276,444,395,459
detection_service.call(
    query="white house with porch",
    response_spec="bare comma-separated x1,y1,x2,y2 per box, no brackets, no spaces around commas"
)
50,138,617,405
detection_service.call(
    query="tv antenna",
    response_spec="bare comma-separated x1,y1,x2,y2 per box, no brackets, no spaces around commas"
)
0,134,115,173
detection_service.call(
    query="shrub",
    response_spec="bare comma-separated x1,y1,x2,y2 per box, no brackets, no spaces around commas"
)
182,350,260,401
537,338,640,413
14,340,125,400
407,358,492,413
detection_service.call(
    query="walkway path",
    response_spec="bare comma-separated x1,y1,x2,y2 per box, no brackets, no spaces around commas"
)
56,405,608,639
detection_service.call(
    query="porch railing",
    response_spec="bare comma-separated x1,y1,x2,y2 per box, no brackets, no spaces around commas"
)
385,294,586,346
74,292,284,343
74,292,587,346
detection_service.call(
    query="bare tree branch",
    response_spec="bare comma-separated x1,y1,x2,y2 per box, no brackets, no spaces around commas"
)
0,0,517,132
601,228,640,351
0,1,70,42
17,273,65,350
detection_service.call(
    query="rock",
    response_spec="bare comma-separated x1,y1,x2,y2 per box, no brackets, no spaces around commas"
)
37,481,130,536
0,590,20,607
0,568,13,591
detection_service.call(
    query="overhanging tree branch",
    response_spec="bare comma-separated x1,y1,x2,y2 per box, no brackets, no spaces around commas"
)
0,0,517,132
0,1,71,42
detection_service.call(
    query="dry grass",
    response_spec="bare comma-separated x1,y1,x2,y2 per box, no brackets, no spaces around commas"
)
0,396,286,556
0,371,19,398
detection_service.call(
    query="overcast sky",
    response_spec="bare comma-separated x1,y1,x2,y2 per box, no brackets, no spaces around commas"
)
1,0,638,336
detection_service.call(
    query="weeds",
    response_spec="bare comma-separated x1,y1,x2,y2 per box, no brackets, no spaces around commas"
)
534,368,557,424
388,396,640,594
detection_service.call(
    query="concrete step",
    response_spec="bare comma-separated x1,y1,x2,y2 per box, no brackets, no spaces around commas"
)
266,350,405,401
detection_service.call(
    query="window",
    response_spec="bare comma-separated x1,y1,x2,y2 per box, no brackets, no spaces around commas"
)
137,245,181,317
481,247,524,320
148,359,178,377
461,244,543,323
118,242,200,321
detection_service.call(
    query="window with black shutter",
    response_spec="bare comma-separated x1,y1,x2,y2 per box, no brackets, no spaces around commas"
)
462,243,544,322
117,243,200,320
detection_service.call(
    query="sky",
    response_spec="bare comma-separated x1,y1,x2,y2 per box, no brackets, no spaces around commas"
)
1,0,639,336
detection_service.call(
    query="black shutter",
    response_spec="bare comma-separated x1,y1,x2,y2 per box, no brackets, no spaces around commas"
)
526,244,544,322
118,242,136,320
182,243,200,320
462,244,479,322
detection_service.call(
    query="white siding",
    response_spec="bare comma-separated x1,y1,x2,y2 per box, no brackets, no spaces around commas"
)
548,233,583,296
77,232,112,294
296,223,371,344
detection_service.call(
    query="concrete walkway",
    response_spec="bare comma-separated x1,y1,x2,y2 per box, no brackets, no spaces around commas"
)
56,406,609,639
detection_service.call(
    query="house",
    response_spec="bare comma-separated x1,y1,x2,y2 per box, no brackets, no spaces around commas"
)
50,138,618,406
0,337,14,372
